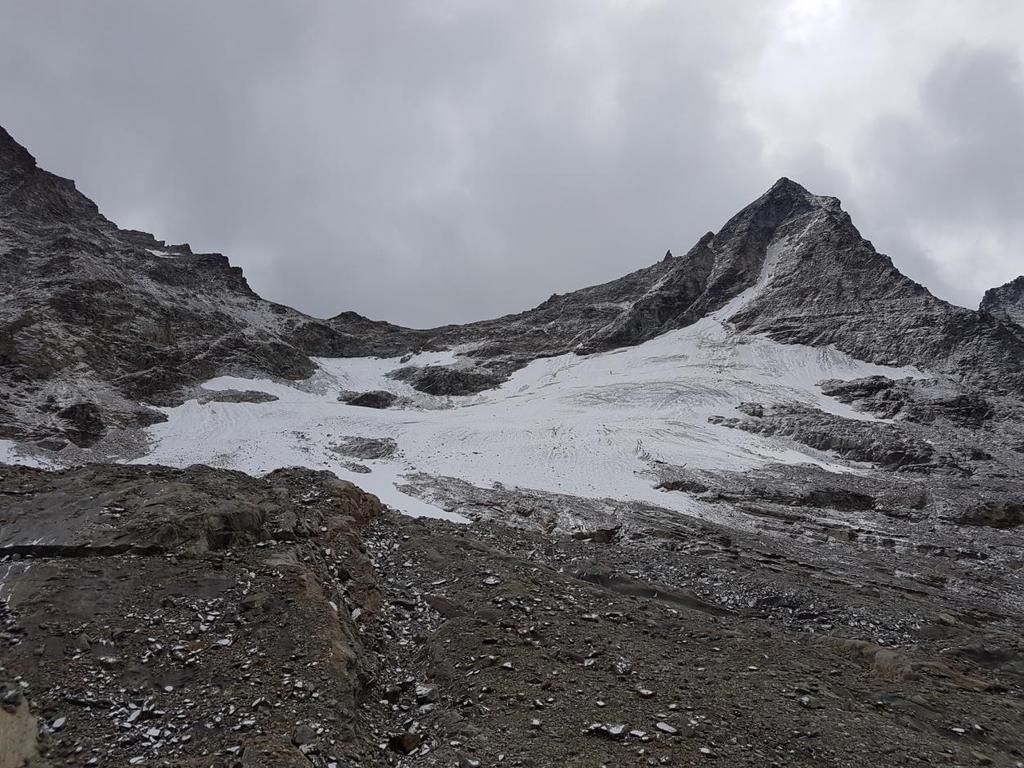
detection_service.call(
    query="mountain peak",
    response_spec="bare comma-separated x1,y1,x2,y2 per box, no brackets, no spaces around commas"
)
756,176,839,213
0,123,116,235
767,176,811,196
0,125,38,180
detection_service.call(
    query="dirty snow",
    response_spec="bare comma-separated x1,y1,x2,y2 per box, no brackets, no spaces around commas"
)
0,439,54,469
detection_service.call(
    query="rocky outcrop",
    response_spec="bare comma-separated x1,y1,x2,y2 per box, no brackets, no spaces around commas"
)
338,389,398,409
331,435,399,460
388,364,503,396
981,275,1024,329
709,405,938,470
819,376,995,427
957,499,1024,529
195,388,279,404
56,402,106,447
0,463,384,556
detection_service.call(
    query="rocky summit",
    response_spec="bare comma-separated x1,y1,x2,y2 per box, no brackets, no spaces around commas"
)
1,125,1023,768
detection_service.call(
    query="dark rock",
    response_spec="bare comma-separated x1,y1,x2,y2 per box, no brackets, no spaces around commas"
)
710,406,936,470
197,389,279,404
570,526,621,544
338,390,397,409
737,402,764,418
291,723,317,746
957,500,1023,529
980,275,1024,328
389,365,503,396
820,377,994,427
388,731,423,755
331,436,398,460
56,402,105,447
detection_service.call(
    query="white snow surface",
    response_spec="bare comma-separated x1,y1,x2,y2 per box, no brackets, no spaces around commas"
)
137,294,924,523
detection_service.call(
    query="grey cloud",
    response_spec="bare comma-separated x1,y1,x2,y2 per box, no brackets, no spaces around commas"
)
849,47,1024,306
0,1,773,326
0,3,1020,324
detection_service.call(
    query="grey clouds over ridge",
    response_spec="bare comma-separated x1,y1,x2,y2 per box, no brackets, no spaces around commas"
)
1,0,1022,326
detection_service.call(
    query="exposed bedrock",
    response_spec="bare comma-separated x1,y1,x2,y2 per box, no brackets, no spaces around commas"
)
387,364,504,396
338,389,398,409
709,405,938,470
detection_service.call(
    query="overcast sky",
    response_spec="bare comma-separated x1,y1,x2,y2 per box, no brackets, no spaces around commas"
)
2,1,1023,326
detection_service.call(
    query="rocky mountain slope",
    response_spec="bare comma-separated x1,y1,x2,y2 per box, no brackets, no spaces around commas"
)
375,178,1024,399
2,125,1024,767
982,276,1024,330
0,125,425,452
2,122,1023,451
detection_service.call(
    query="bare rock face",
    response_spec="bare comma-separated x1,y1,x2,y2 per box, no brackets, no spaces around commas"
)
819,376,995,426
709,405,938,470
981,275,1024,329
0,463,384,556
56,402,106,447
338,389,397,409
332,435,399,460
719,183,1024,395
388,364,503,396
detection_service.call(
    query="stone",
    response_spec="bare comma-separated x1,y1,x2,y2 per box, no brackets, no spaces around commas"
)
338,390,397,409
388,732,423,755
291,723,317,746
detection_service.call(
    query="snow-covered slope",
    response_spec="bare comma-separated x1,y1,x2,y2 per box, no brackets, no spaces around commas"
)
138,292,923,521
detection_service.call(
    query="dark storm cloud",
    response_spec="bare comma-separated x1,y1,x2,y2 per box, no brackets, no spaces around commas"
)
1,2,1021,323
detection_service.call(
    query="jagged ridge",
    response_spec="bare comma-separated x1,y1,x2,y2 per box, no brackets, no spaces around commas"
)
1,124,1023,451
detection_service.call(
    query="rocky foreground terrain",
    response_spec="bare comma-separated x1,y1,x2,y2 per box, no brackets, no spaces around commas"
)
2,463,1023,768
1,125,1023,766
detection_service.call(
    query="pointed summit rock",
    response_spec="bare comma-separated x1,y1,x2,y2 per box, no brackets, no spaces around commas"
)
0,125,37,177
722,185,1024,394
0,125,112,236
570,178,844,353
369,176,1024,395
